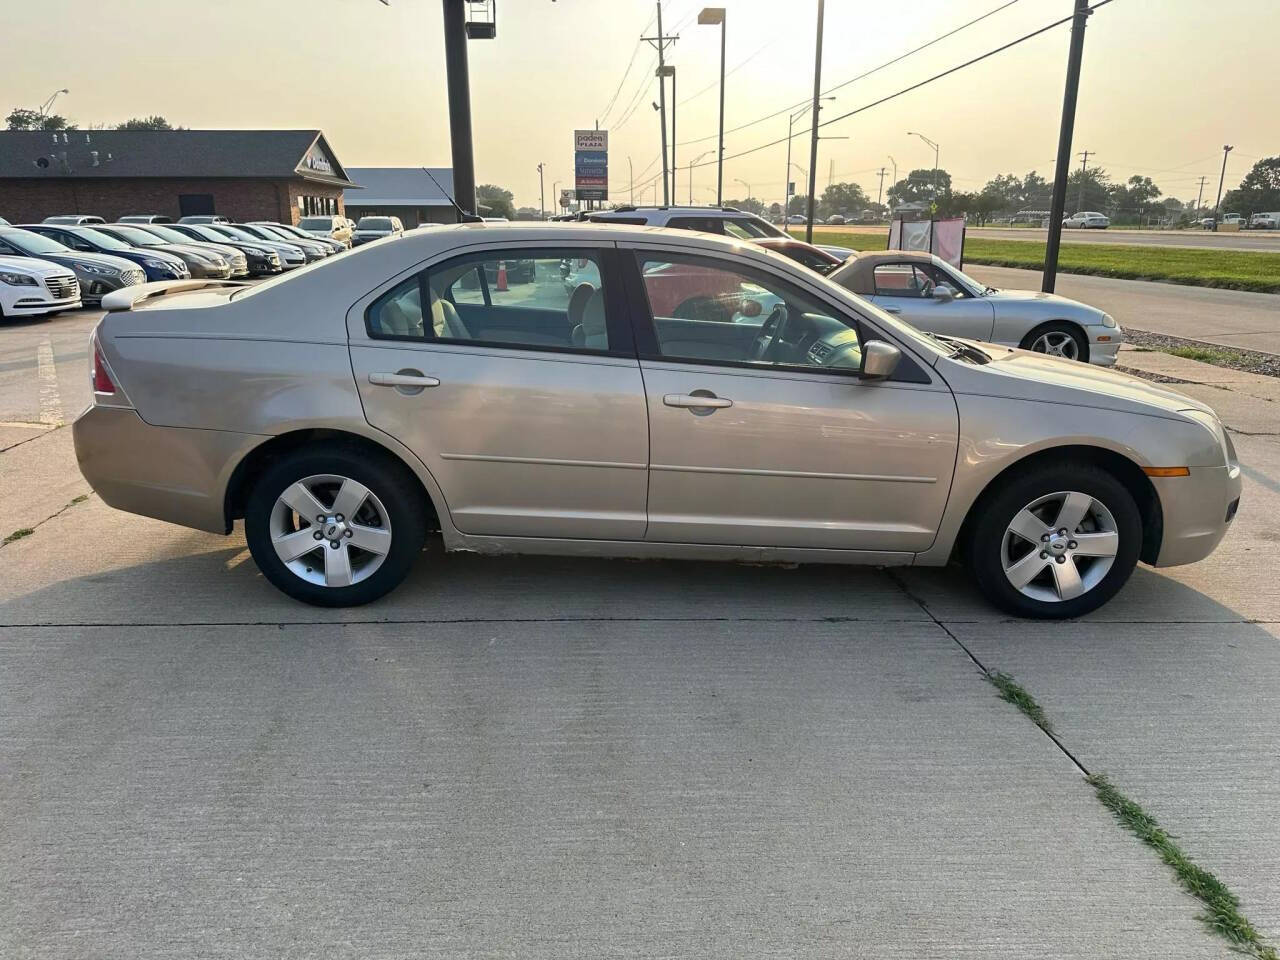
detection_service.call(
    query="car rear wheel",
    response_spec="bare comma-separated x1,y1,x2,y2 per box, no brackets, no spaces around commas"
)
1022,321,1088,362
244,448,427,607
965,462,1142,619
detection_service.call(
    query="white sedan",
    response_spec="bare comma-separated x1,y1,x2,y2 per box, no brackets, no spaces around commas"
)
0,255,81,321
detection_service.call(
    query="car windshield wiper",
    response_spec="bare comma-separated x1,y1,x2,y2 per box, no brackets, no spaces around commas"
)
935,335,991,364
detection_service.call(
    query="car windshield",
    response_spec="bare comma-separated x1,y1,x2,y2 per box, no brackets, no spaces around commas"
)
214,225,259,241
143,224,197,244
106,225,165,246
255,225,294,240
940,261,997,295
3,230,70,255
76,228,133,251
185,225,225,242
298,218,331,230
358,218,394,230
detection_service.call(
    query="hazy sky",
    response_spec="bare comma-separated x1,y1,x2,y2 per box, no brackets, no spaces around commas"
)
4,0,1276,209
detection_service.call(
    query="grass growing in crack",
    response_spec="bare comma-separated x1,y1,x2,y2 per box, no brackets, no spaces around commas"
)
70,494,88,504
985,670,1054,734
1166,346,1239,366
1087,774,1279,960
3,527,34,545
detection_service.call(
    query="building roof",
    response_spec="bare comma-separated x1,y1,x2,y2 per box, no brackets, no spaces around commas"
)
344,167,455,207
0,129,354,185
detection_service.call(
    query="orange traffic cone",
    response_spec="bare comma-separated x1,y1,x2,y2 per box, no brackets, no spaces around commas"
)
496,261,508,291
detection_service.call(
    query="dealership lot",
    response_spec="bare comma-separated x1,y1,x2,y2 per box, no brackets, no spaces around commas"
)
2,296,1279,957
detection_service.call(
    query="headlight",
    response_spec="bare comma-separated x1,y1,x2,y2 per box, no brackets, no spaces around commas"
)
1180,409,1230,465
0,271,37,286
143,258,174,270
1101,313,1117,328
81,263,118,277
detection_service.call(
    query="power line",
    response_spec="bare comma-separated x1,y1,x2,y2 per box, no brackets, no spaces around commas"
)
676,36,780,107
612,54,659,130
599,41,646,127
675,0,1027,148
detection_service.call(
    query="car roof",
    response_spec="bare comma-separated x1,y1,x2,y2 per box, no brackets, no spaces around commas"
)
827,250,938,294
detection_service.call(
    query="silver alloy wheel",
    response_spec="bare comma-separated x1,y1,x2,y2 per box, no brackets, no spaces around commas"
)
1029,330,1080,360
1001,490,1120,603
269,473,392,588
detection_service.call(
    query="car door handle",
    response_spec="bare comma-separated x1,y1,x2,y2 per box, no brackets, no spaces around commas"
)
664,393,733,409
368,372,440,388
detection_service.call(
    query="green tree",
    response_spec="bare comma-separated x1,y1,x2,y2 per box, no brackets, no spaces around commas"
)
476,184,515,219
786,194,809,216
886,168,952,207
6,108,72,131
117,115,173,130
818,181,869,219
767,201,782,218
1222,156,1280,215
1108,174,1162,222
726,196,765,215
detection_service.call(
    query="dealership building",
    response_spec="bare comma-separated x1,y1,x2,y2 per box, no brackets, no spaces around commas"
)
342,167,458,227
0,129,355,224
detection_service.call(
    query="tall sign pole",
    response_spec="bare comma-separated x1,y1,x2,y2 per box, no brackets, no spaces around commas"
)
442,0,477,217
804,0,825,244
1043,0,1091,293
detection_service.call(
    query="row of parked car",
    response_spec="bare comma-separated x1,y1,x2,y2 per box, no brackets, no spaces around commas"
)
0,213,373,321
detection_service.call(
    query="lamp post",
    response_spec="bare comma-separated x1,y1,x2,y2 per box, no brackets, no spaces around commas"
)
38,88,69,120
689,150,713,205
804,0,825,243
552,180,562,213
698,7,726,205
536,163,545,220
907,131,941,201
628,156,634,204
785,99,831,220
1212,144,1233,232
734,177,752,206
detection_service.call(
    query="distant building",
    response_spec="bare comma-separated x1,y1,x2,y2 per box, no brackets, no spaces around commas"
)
0,129,354,224
342,168,458,227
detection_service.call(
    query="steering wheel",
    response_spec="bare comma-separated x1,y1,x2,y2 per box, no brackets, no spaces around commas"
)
750,303,789,361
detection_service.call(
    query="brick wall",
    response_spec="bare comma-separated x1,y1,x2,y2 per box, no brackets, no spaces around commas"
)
0,178,345,225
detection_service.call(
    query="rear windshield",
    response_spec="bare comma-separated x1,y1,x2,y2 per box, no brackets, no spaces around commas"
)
358,218,395,230
299,217,333,229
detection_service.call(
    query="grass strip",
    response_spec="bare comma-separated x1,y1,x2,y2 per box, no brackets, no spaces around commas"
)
3,527,34,545
1087,774,1279,960
985,670,1053,734
982,669,1278,958
791,229,1280,294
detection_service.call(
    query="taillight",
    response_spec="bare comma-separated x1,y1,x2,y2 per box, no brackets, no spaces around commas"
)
92,338,116,394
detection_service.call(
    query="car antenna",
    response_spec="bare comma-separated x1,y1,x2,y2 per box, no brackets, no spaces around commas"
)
423,167,482,223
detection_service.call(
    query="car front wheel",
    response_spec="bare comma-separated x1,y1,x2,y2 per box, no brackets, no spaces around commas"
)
244,448,427,607
965,462,1142,618
1022,321,1088,362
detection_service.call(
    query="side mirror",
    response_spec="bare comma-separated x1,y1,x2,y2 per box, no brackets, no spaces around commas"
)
739,298,763,318
932,283,956,302
860,340,902,380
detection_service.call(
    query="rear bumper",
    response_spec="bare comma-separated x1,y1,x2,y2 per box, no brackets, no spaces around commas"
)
72,404,263,535
1151,462,1242,567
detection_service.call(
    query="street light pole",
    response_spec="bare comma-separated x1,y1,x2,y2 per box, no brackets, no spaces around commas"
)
1212,144,1234,232
734,177,751,206
628,156,634,204
38,88,69,119
698,8,727,206
804,0,825,244
670,69,677,204
537,162,545,220
442,0,477,217
552,180,562,213
689,150,712,204
907,131,940,200
1043,0,1091,293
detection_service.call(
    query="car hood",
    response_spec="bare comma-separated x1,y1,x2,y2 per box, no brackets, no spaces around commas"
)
128,248,188,265
983,287,1105,321
0,255,74,278
54,250,141,272
948,342,1213,419
156,242,228,260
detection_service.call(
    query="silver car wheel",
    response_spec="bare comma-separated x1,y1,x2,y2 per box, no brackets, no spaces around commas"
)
1001,491,1119,603
1029,330,1080,359
269,473,393,588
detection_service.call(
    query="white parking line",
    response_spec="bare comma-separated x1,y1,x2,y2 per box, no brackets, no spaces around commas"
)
36,338,64,426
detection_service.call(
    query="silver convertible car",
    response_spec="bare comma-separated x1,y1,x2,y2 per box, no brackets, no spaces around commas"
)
75,224,1239,618
828,251,1122,365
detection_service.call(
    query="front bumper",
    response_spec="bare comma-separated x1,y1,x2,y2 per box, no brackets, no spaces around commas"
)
76,273,145,304
190,263,234,280
73,404,262,535
1085,323,1123,367
1151,462,1242,567
5,293,82,315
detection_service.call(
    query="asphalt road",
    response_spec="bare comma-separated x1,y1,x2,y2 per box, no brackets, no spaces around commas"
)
810,223,1280,252
2,305,1279,958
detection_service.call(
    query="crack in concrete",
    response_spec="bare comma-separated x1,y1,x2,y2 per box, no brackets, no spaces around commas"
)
0,493,90,551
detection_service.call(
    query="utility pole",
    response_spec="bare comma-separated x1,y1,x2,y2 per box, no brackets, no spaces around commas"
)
1042,0,1091,294
537,162,545,220
642,3,677,206
1076,149,1092,213
1212,144,1233,231
1194,174,1207,213
876,167,888,207
804,0,825,244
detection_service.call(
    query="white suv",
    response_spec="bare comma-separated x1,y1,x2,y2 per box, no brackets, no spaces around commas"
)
584,205,789,240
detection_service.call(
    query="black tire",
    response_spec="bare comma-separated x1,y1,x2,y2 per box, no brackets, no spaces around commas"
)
244,447,427,607
1020,320,1089,363
964,461,1142,619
